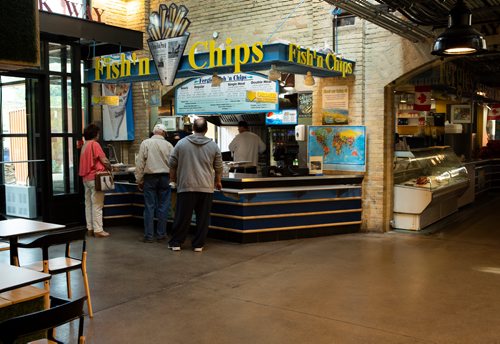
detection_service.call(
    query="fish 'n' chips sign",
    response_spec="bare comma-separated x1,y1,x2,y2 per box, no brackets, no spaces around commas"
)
148,3,191,86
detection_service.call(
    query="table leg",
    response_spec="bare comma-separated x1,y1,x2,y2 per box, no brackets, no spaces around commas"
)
9,237,19,266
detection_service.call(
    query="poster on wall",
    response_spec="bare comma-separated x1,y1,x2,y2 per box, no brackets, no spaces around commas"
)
102,84,135,141
322,85,349,125
308,125,366,172
298,92,313,119
175,72,279,115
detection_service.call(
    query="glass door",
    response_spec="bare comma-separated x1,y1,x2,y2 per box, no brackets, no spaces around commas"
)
1,40,84,225
41,42,84,225
0,76,40,218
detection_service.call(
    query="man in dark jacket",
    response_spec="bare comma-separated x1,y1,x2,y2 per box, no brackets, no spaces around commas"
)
168,117,223,252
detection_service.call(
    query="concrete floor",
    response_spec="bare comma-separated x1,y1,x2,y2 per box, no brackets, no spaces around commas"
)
2,193,500,343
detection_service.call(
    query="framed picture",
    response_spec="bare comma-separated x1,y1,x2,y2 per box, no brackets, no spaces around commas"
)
450,105,472,124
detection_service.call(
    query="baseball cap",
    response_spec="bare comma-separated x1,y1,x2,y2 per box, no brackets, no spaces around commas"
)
153,123,167,132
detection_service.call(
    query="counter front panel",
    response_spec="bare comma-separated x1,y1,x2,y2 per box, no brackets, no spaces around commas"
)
210,176,363,243
105,176,364,243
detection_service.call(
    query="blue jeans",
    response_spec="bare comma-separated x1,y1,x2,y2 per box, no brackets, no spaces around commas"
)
143,174,171,240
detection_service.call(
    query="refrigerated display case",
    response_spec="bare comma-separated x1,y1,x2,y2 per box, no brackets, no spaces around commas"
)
393,146,469,230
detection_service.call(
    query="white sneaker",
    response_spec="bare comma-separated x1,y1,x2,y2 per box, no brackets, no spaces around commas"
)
193,247,203,252
168,245,181,251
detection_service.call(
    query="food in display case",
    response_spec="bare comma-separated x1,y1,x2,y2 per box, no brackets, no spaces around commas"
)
393,146,469,230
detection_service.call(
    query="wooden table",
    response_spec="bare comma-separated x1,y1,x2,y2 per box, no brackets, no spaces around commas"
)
0,264,51,293
0,219,65,265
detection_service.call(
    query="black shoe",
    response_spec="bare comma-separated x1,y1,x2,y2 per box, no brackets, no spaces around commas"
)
140,237,154,243
157,236,167,243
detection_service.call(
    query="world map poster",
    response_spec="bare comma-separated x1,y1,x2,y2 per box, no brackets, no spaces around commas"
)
308,126,366,172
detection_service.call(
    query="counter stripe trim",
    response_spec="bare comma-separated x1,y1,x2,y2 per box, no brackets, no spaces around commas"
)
104,204,133,208
213,196,361,206
103,215,134,219
104,192,139,196
103,203,144,208
210,208,362,220
209,221,362,233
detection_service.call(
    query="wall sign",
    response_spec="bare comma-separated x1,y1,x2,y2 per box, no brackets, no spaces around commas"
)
175,72,279,115
147,3,191,86
322,86,349,125
39,0,105,22
94,53,151,82
86,42,356,84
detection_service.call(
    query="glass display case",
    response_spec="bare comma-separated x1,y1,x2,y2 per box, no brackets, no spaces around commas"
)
393,146,469,230
394,146,469,192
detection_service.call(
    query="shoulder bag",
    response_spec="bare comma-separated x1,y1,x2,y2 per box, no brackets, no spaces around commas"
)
91,141,115,192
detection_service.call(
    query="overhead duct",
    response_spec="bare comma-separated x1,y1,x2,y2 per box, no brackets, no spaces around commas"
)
324,0,434,43
203,114,265,126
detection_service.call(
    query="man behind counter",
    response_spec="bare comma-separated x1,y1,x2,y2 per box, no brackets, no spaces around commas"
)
228,120,266,174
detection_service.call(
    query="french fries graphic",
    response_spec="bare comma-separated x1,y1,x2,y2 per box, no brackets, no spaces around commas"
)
147,3,191,40
148,3,191,86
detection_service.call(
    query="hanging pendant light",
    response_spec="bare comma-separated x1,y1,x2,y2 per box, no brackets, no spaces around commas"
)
268,64,281,81
304,71,315,86
211,72,223,87
431,0,487,56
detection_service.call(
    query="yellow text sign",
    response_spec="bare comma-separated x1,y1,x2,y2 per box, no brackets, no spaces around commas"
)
246,91,278,104
91,96,120,106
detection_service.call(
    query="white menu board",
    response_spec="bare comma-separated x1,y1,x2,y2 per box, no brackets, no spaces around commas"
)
175,73,279,115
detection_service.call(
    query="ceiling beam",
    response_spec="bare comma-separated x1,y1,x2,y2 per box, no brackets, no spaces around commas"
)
324,0,434,42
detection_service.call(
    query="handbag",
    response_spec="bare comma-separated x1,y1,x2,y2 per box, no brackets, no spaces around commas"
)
95,170,115,191
91,142,115,192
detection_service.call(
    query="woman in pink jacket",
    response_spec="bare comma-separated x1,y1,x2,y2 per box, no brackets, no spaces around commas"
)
79,123,111,238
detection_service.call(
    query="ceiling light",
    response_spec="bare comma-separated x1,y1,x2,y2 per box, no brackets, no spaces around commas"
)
268,64,281,81
211,73,223,87
431,0,487,56
304,71,315,86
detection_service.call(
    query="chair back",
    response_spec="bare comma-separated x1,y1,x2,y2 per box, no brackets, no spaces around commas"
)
22,227,86,249
0,296,86,344
19,228,87,260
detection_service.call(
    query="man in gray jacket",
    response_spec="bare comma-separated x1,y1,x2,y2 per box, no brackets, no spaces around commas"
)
168,117,223,252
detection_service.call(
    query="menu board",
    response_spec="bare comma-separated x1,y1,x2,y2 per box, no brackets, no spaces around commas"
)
175,72,279,115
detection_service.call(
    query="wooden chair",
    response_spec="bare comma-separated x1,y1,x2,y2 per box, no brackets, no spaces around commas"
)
0,296,86,344
0,241,9,251
17,228,93,317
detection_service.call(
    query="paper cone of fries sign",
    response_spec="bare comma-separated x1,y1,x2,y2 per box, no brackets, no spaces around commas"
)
148,3,191,86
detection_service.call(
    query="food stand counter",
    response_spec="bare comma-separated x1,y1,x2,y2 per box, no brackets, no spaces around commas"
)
104,175,364,242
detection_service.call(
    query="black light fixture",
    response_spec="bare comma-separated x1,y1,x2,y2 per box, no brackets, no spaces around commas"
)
431,0,487,56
